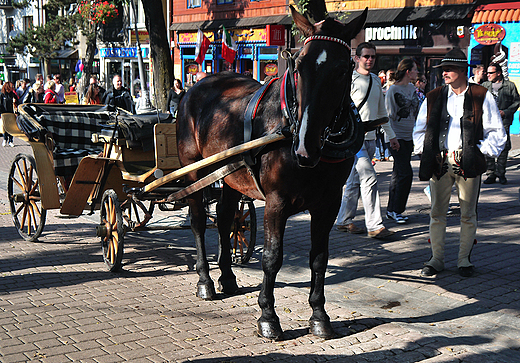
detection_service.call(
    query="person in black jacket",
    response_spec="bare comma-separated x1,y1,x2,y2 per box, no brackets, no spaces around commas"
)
0,81,19,147
481,63,520,185
166,79,185,116
23,81,44,104
102,75,134,113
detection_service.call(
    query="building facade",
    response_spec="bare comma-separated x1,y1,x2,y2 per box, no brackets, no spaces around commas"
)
469,2,520,134
333,0,476,92
170,0,290,86
0,0,40,81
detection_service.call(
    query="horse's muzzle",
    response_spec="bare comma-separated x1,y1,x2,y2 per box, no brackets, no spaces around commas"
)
293,142,321,168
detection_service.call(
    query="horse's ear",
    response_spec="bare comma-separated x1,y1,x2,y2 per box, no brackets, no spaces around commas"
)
344,7,368,40
301,0,328,24
291,5,315,38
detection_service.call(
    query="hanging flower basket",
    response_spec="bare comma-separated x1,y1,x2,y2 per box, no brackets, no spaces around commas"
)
78,1,119,25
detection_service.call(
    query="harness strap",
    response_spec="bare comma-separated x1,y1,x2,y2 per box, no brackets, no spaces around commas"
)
243,77,279,166
244,77,279,145
280,69,298,129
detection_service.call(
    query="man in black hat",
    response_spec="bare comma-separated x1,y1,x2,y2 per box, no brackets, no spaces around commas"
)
413,48,506,278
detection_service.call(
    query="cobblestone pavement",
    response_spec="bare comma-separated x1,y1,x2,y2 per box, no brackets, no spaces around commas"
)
1,135,520,362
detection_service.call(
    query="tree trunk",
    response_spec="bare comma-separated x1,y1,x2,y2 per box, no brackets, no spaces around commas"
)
77,32,98,101
141,0,173,112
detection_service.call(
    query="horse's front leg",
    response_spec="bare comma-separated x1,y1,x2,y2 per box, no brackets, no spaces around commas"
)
308,209,336,339
215,184,240,294
257,202,287,341
189,190,216,300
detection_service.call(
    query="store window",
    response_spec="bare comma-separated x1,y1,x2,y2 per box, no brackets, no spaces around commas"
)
258,46,278,81
7,17,14,35
188,0,201,8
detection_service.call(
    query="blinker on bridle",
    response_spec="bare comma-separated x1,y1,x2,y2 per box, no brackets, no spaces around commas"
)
282,34,354,145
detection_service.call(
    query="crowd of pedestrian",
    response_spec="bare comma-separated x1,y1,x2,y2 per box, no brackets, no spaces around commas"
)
336,43,514,279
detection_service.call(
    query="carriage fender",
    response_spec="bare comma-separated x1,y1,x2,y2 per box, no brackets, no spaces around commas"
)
61,156,125,216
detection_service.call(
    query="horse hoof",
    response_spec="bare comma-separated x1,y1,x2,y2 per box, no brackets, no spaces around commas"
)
309,319,336,339
218,278,239,295
257,320,283,341
196,283,216,300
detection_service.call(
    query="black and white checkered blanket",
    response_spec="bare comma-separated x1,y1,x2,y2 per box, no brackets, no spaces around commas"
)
37,111,111,176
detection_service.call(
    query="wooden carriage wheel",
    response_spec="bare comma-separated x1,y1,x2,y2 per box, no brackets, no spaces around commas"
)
120,198,153,231
230,198,257,264
8,154,47,242
99,190,125,272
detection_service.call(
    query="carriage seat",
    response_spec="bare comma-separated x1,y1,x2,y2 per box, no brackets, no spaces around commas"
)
117,112,173,152
34,109,111,177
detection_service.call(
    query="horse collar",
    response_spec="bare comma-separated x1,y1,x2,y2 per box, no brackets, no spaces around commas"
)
304,35,351,51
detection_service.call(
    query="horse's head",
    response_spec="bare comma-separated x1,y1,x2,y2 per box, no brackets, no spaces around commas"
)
290,6,367,168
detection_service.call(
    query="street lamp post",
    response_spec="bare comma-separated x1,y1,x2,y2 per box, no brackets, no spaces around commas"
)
129,0,153,113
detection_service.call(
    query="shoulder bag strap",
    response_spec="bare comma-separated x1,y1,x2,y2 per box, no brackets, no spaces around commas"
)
357,74,373,112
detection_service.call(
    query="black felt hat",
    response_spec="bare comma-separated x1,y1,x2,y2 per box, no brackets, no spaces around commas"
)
434,48,468,69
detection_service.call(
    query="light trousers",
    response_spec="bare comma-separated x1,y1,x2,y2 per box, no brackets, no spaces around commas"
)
426,152,481,271
337,140,385,232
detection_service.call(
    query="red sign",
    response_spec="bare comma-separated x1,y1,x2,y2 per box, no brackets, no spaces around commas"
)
474,24,506,45
188,64,198,75
266,25,285,46
264,63,278,76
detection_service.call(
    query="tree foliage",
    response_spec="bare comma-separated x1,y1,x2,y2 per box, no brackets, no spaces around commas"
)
8,0,124,82
7,14,77,60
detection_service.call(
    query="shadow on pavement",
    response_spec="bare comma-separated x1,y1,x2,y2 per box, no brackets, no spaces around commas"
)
184,335,498,363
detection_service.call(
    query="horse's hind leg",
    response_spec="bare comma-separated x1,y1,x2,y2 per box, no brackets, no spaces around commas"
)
189,190,217,300
257,203,286,340
308,211,336,339
215,184,239,294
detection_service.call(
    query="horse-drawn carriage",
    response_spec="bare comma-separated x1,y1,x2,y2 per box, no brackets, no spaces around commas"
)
3,103,267,271
5,2,371,341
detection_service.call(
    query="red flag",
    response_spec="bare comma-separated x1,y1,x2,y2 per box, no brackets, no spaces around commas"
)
222,26,237,64
195,29,210,65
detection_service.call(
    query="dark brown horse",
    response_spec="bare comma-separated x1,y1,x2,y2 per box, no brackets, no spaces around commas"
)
177,5,367,340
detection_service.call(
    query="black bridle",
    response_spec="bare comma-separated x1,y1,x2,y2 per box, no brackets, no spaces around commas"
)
281,35,363,160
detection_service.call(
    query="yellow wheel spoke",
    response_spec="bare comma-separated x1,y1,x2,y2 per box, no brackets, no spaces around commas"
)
29,178,39,196
14,203,24,218
13,178,24,191
20,204,28,231
239,232,249,248
30,200,42,218
15,163,27,191
27,204,32,235
239,210,250,224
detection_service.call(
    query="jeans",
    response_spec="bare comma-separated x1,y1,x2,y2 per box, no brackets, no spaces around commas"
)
387,139,413,214
336,140,385,232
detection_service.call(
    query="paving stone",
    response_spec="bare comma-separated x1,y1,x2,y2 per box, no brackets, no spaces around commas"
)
2,141,520,362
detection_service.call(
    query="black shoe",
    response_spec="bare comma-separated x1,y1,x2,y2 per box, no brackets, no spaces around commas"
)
483,176,496,184
499,176,507,185
421,265,439,277
458,266,474,277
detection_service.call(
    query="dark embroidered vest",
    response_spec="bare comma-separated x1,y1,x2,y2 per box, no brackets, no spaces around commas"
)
419,84,488,181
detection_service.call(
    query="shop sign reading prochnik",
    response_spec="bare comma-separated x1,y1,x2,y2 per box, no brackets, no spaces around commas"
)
365,25,418,42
